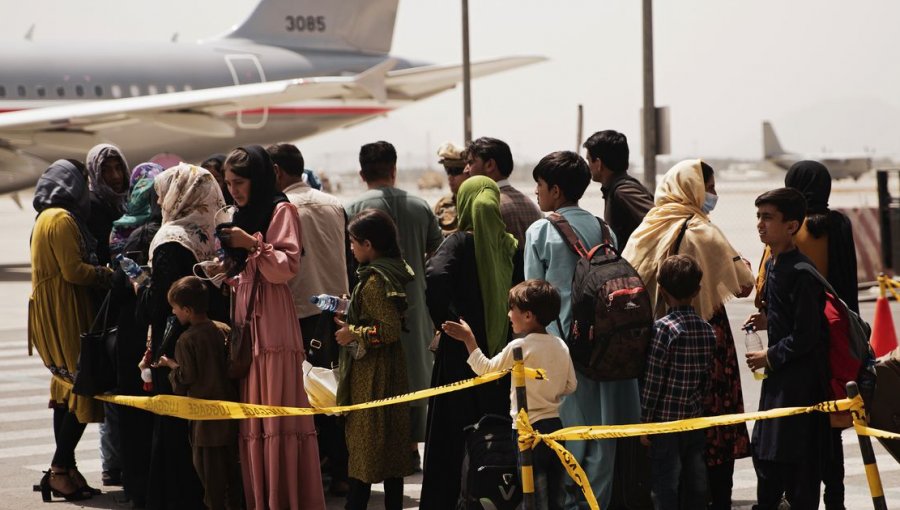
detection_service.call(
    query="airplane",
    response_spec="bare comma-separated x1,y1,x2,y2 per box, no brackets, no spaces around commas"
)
763,121,871,180
0,0,543,194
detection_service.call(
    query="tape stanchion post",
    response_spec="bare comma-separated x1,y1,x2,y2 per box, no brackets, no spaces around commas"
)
847,381,888,510
513,347,537,510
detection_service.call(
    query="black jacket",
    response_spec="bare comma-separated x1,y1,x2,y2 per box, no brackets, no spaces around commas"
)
601,172,654,248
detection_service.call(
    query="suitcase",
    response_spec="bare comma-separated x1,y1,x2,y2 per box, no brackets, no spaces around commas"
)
869,358,900,463
458,414,522,510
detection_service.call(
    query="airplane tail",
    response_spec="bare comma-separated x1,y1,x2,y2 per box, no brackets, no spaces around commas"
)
221,0,399,55
763,121,787,158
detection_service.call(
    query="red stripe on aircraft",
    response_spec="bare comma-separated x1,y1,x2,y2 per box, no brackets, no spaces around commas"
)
0,106,392,115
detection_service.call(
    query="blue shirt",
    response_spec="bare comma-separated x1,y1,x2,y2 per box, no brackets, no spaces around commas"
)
523,206,616,337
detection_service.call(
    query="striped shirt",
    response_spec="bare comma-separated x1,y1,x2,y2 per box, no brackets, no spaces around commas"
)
641,306,715,423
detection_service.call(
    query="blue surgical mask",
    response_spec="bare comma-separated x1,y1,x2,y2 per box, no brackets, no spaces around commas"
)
702,192,718,213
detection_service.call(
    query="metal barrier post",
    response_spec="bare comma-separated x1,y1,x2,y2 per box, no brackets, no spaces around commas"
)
847,381,888,510
514,347,536,510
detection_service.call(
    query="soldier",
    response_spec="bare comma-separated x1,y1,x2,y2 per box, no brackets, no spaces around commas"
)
433,142,468,236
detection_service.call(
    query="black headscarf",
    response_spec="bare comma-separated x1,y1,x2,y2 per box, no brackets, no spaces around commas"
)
227,146,288,273
784,160,859,312
33,159,98,264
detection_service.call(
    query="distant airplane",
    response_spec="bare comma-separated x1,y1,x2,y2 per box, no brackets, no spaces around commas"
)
763,121,871,180
0,0,543,194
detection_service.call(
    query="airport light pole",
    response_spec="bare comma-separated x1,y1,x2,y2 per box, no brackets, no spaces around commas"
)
641,0,657,190
462,0,473,145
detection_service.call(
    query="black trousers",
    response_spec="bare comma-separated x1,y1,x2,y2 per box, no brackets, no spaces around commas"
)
707,460,735,510
346,477,403,510
52,405,87,469
822,429,845,510
753,457,821,510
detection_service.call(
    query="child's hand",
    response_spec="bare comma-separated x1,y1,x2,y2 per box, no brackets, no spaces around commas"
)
442,318,477,352
746,351,768,371
744,311,767,332
639,435,651,447
334,316,353,346
157,355,179,370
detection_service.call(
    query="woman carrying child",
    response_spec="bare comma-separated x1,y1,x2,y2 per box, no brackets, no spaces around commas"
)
334,208,415,510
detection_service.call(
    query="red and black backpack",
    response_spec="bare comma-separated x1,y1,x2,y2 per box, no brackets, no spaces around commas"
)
548,213,654,381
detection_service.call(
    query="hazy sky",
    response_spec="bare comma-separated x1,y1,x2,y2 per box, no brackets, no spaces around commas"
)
4,0,900,171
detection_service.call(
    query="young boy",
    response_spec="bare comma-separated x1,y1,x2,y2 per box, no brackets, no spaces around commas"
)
640,254,716,510
745,188,829,510
523,150,640,509
443,279,577,510
157,276,242,510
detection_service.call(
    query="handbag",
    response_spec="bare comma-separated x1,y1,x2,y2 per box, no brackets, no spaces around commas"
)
73,291,118,396
226,269,261,379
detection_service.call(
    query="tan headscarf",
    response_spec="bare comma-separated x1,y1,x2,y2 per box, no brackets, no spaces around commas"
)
621,159,754,319
149,164,225,265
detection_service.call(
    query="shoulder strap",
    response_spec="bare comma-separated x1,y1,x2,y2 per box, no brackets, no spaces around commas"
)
793,261,840,298
671,216,693,254
244,268,262,320
89,291,112,333
547,212,590,259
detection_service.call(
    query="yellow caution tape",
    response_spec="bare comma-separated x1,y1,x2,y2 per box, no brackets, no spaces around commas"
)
53,366,547,420
855,424,900,440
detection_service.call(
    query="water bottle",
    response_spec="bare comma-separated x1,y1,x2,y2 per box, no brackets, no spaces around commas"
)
743,325,768,380
116,254,149,286
310,294,349,315
309,294,365,359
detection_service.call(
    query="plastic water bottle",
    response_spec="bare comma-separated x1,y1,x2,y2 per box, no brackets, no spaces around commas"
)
743,325,768,380
309,294,365,359
310,294,349,315
116,254,149,286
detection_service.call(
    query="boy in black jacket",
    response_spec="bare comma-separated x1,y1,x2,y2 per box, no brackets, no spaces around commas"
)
745,188,829,510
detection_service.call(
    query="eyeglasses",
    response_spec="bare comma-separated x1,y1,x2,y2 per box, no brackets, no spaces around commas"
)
445,166,465,176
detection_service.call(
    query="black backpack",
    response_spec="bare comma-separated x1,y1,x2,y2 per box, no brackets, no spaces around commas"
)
548,213,654,381
457,414,521,510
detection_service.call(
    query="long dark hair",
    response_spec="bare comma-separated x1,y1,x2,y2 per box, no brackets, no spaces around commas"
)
348,209,402,258
226,146,287,238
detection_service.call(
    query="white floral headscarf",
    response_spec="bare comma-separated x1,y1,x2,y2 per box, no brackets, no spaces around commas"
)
149,164,225,265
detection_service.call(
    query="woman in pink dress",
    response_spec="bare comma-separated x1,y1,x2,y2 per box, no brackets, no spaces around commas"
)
220,145,325,509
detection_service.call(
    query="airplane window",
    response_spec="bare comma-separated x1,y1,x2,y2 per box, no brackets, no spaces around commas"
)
94,85,103,97
0,86,5,97
111,85,122,98
36,86,46,97
17,85,26,97
75,85,85,97
56,86,65,97
130,85,141,97
148,84,158,95
165,85,176,93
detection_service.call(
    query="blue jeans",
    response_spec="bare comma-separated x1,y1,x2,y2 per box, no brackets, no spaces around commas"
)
648,429,707,510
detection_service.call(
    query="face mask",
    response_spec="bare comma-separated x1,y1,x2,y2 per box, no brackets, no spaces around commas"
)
702,192,718,213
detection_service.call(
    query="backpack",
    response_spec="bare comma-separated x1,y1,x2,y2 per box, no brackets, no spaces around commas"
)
457,414,521,510
547,213,654,381
794,262,876,427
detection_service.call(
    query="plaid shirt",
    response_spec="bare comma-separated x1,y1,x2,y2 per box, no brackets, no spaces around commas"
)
499,183,543,247
641,306,716,423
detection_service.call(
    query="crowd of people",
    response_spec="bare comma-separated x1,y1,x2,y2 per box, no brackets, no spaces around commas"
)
26,130,857,510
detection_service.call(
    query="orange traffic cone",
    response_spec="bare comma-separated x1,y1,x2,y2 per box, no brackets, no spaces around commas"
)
871,295,899,357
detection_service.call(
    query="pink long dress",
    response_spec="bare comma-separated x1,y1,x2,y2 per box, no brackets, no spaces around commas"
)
232,202,325,509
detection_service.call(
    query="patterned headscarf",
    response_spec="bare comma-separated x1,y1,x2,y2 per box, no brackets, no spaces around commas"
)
456,176,517,355
109,162,164,258
86,143,130,215
33,159,97,264
149,164,225,265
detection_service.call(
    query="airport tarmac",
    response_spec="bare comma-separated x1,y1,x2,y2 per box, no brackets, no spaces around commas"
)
1,174,899,509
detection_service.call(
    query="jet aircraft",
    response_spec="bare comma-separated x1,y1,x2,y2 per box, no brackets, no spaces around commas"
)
0,0,542,193
763,121,871,180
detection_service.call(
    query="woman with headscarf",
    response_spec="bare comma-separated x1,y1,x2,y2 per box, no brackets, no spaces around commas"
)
108,162,165,260
755,160,857,510
106,162,164,507
29,159,113,501
622,159,755,510
219,145,325,509
421,175,517,509
140,164,226,509
86,143,130,266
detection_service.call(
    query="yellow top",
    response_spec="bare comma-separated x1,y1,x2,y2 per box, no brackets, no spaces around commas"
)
29,208,106,423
